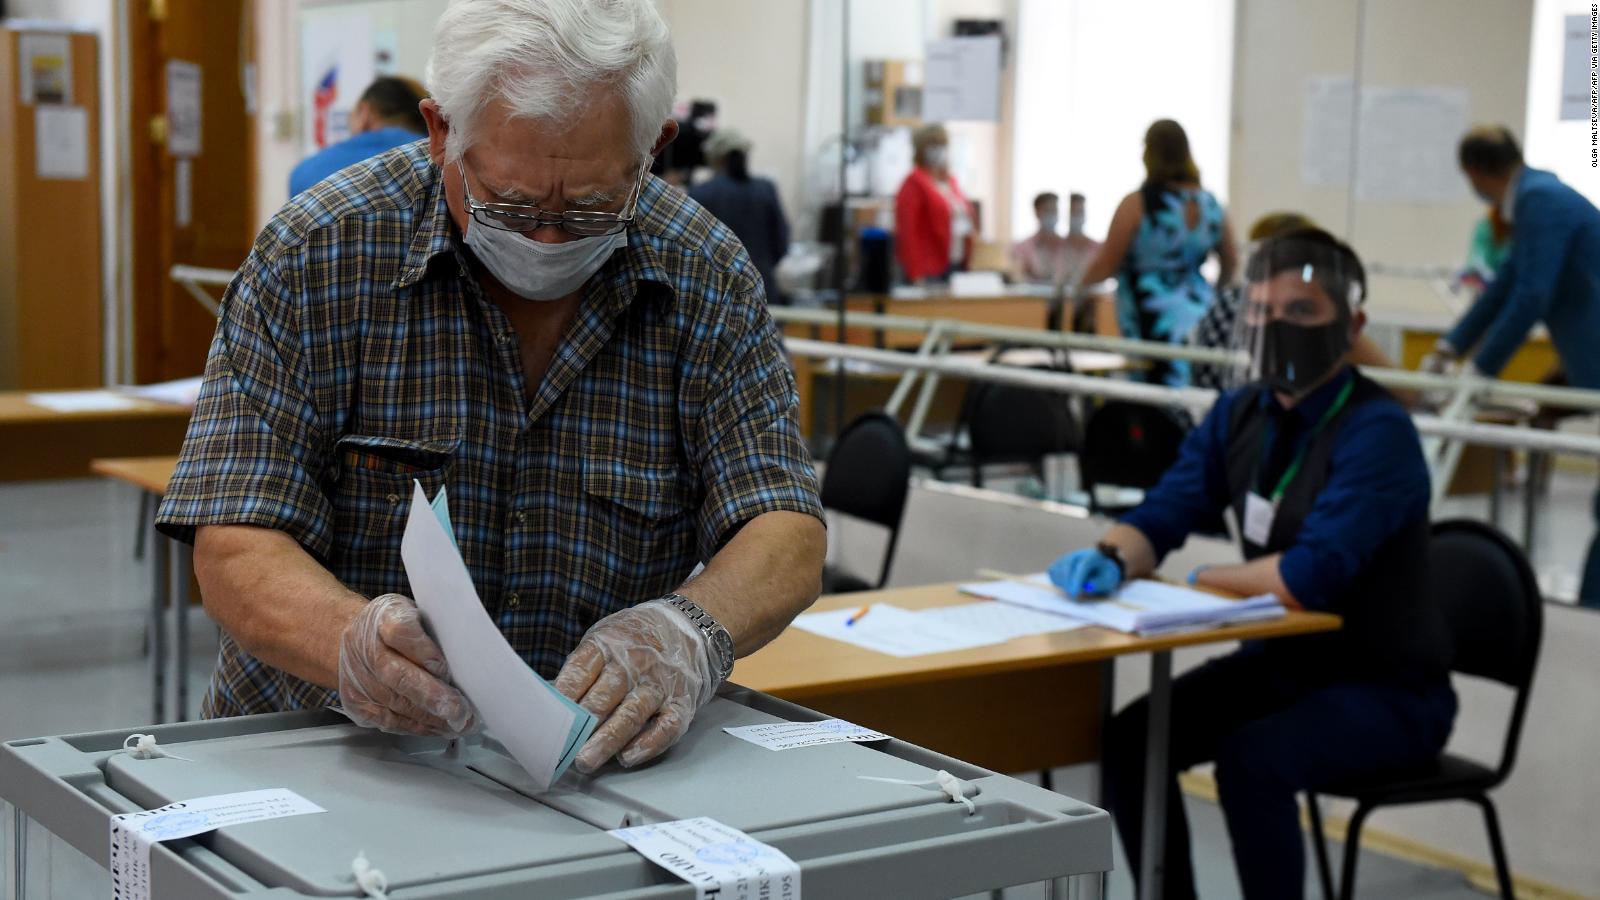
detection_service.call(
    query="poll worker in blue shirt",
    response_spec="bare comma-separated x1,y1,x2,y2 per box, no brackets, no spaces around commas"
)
1425,125,1600,607
289,77,428,197
1052,230,1456,900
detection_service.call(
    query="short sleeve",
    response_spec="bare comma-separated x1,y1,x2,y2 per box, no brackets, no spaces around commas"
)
686,279,824,559
155,248,334,557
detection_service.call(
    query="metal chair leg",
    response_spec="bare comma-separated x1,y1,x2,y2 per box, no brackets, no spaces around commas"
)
1477,795,1516,899
1337,804,1371,900
1305,793,1336,900
1039,769,1053,792
134,490,152,560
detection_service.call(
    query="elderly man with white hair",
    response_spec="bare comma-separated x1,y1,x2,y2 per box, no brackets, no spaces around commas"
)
156,0,826,774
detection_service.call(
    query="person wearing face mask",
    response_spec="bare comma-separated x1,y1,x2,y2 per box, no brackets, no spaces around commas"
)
156,0,826,775
894,123,975,283
1049,230,1455,900
1012,192,1070,284
1425,125,1600,607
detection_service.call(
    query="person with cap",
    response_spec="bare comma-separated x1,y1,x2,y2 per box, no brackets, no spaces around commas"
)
895,123,975,284
688,129,791,305
1425,125,1600,607
290,76,431,196
1050,229,1456,899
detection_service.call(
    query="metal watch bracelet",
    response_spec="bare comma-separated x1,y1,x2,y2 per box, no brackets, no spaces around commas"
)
660,593,736,682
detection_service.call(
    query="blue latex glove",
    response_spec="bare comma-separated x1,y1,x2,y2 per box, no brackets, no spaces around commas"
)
1048,548,1123,598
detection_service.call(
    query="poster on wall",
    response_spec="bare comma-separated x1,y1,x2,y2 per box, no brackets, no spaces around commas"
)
166,60,203,158
34,105,87,179
18,32,71,105
300,14,376,154
1355,86,1469,204
1301,75,1354,188
922,36,1001,122
1560,14,1592,121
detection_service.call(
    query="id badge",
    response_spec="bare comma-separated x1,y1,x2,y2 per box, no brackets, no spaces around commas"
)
1244,492,1276,547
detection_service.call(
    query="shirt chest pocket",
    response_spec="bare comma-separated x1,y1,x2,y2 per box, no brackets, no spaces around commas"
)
330,434,461,592
581,454,698,581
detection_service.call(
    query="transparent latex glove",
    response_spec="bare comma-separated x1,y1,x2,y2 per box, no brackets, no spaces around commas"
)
553,599,719,773
337,593,479,737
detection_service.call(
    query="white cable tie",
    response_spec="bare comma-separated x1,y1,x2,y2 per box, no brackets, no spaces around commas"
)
352,851,389,899
121,733,191,761
858,770,976,815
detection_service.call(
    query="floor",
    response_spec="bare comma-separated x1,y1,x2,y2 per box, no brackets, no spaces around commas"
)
0,477,1538,898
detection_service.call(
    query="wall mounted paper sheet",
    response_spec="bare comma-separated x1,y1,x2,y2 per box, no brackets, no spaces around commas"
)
18,32,71,104
165,60,203,158
1301,75,1354,188
34,105,88,180
401,482,596,790
1355,86,1469,204
922,35,1002,122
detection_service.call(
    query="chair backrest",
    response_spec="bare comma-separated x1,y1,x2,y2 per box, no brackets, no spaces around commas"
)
820,412,913,586
1079,400,1188,493
966,382,1080,469
1427,519,1544,784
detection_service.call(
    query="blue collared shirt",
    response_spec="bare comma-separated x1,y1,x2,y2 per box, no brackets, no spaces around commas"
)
1121,368,1430,610
289,127,424,196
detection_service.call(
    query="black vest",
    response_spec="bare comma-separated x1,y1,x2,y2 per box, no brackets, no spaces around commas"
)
1224,372,1451,684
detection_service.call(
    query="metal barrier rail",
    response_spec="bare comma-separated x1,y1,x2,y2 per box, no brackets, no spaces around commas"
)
169,264,237,318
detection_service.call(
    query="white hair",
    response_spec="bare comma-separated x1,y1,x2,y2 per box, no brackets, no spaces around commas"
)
425,0,676,161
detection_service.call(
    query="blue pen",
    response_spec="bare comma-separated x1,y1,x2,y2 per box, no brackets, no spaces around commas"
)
844,603,872,627
1083,581,1097,596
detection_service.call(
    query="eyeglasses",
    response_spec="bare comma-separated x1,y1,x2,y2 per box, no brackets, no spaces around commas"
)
456,159,648,237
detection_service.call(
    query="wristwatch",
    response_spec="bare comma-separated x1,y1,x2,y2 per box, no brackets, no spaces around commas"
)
660,593,736,682
1095,541,1127,580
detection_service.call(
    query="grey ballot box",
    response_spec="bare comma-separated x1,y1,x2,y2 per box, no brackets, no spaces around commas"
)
1,686,1111,898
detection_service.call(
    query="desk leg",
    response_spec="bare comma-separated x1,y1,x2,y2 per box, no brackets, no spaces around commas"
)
1095,658,1114,808
1489,449,1504,529
172,540,192,723
11,803,27,900
1138,650,1173,900
150,529,170,724
1523,451,1543,564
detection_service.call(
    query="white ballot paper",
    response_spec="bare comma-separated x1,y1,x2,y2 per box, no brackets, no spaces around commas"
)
610,816,800,900
401,481,596,791
26,389,140,413
960,576,1284,636
109,789,324,900
792,603,1005,656
723,718,890,751
917,601,1089,641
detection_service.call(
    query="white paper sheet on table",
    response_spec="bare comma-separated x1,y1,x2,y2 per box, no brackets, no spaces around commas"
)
792,603,1005,656
917,601,1088,641
959,576,1284,636
119,376,205,407
25,390,140,413
401,481,596,790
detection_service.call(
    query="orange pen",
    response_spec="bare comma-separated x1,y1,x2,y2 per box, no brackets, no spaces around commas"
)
844,604,873,627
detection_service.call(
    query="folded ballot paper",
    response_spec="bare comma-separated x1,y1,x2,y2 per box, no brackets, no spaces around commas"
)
959,575,1285,637
401,481,597,791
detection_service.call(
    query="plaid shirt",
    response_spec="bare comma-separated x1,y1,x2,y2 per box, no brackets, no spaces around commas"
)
157,141,822,718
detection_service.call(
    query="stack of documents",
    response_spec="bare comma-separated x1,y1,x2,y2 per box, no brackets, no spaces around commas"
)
792,600,1087,657
401,482,596,790
959,576,1285,637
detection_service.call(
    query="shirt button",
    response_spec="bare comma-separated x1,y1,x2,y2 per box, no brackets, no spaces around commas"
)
506,592,521,610
386,493,400,507
496,331,510,344
514,509,528,525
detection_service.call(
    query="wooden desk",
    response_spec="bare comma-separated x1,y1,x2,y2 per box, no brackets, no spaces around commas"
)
0,392,191,481
735,582,1340,900
91,455,192,724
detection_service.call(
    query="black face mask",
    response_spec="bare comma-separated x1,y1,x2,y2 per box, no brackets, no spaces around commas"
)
1257,319,1350,395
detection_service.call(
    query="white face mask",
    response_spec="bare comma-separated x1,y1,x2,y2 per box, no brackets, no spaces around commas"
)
1069,212,1086,234
464,223,627,301
1038,213,1059,233
924,146,949,168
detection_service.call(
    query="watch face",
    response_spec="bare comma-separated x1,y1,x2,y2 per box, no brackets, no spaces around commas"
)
711,628,736,675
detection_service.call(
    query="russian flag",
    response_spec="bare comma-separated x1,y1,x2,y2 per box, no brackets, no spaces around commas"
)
313,66,337,148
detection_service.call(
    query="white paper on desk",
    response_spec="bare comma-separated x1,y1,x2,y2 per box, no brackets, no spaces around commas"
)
792,603,1004,657
918,601,1087,641
960,576,1283,636
401,481,597,791
26,389,139,412
119,376,204,408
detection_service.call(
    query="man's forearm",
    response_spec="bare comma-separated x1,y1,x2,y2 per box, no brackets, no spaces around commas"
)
1193,553,1303,610
677,510,826,656
194,524,368,690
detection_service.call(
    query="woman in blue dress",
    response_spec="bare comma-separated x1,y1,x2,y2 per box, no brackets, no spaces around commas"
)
1079,120,1237,386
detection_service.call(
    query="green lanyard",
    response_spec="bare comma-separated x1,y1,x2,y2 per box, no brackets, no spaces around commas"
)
1261,377,1356,502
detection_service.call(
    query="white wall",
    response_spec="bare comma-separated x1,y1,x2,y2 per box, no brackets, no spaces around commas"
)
1011,0,1235,244
1526,0,1600,205
1229,0,1533,320
836,479,1600,896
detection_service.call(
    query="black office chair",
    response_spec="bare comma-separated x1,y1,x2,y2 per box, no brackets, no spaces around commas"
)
819,412,913,593
964,380,1080,489
1078,400,1187,515
1305,519,1543,900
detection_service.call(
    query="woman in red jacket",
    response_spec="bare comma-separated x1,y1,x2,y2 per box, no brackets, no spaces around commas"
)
895,124,975,283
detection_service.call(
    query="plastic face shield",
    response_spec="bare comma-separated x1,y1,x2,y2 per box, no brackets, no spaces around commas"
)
1229,234,1363,394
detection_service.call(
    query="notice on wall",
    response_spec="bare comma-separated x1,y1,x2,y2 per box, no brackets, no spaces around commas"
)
1301,75,1355,188
1561,14,1594,121
1354,86,1469,204
922,35,1002,122
166,60,203,158
35,105,89,180
18,32,72,104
